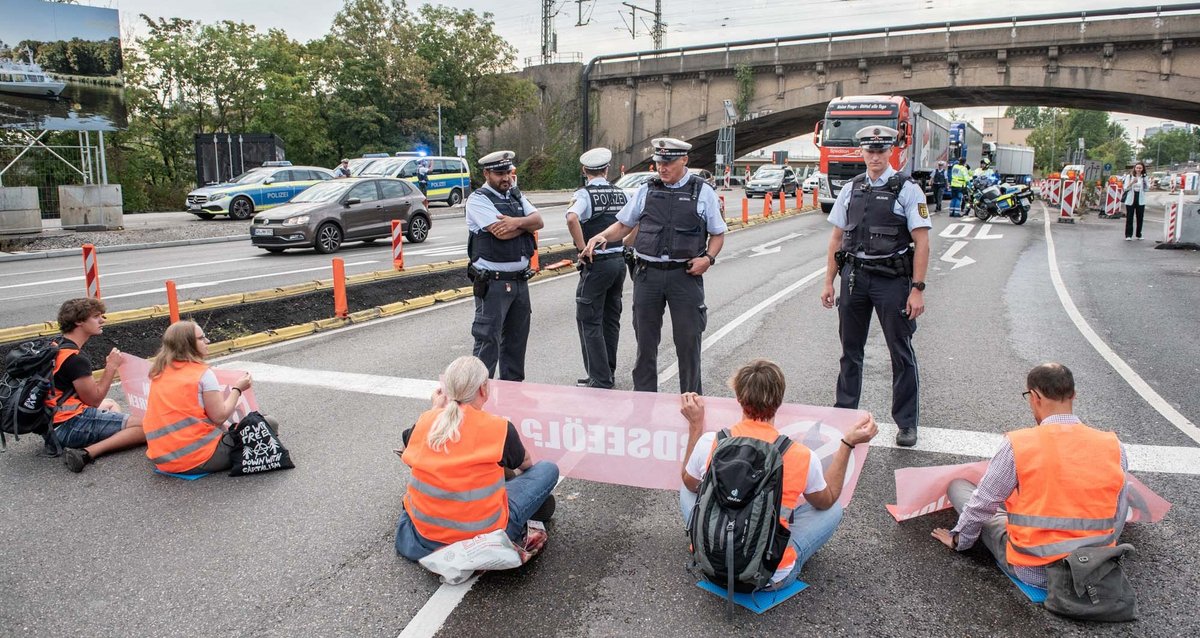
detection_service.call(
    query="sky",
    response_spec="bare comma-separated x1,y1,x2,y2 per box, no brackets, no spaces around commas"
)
74,0,1198,153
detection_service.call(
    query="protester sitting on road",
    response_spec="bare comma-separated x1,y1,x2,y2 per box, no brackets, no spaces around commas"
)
932,363,1130,589
49,298,146,473
395,356,558,561
679,359,878,587
142,321,254,475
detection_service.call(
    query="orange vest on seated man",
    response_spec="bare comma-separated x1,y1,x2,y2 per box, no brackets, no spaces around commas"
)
48,344,86,424
402,405,511,545
706,419,812,575
1004,423,1125,568
143,361,224,473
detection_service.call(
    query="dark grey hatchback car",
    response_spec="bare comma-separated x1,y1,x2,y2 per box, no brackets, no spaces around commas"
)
250,177,432,254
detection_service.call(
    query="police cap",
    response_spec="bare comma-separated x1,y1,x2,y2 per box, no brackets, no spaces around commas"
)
651,137,691,162
856,125,899,151
580,147,613,170
478,150,516,172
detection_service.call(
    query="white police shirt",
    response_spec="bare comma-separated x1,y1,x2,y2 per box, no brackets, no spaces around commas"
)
567,177,624,255
616,173,728,262
828,165,931,258
466,184,538,272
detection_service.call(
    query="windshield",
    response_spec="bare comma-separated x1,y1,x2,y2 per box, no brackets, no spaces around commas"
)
360,159,404,176
291,181,350,203
822,117,898,147
754,169,783,180
616,173,654,188
227,168,272,184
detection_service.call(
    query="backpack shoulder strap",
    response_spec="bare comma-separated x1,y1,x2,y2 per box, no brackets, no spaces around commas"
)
772,434,793,456
716,429,730,442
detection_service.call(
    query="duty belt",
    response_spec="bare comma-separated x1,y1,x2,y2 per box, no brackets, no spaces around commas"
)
589,252,625,261
468,264,532,281
636,258,689,270
835,251,913,288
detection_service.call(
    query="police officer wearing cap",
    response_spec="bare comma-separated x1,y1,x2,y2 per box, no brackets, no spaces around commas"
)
820,126,930,447
583,137,726,394
567,148,628,389
465,150,544,381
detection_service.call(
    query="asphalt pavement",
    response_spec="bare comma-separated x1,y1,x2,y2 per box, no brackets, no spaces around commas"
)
2,196,1198,637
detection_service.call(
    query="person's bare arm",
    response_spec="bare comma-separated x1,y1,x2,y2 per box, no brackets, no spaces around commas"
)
680,393,706,493
804,414,878,510
489,211,545,240
582,221,635,258
906,227,929,320
201,373,252,426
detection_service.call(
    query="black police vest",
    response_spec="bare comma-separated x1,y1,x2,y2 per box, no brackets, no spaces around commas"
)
631,175,707,260
581,183,627,240
467,186,536,263
840,173,914,257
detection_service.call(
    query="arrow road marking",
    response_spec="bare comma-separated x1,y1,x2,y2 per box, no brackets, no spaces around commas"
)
749,232,803,258
939,240,976,270
975,223,1004,239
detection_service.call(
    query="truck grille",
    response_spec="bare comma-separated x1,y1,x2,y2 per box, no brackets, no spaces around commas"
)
827,162,864,192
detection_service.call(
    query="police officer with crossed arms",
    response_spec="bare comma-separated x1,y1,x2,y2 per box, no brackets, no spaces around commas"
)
465,150,544,381
583,138,726,394
566,148,628,389
820,126,930,447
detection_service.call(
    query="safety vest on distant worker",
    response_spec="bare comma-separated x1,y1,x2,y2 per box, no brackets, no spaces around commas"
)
143,361,223,473
402,405,510,545
1004,423,1125,568
950,164,970,188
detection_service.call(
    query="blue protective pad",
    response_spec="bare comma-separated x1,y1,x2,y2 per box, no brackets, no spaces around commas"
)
696,579,809,613
1003,568,1048,603
154,469,210,481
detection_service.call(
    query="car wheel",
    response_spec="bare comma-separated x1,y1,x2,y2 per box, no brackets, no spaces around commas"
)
447,188,463,207
314,222,343,254
406,213,430,243
229,196,254,220
193,212,215,220
264,247,286,254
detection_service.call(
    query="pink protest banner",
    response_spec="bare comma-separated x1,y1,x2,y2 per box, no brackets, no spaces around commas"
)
485,381,871,507
886,460,1172,524
117,354,259,425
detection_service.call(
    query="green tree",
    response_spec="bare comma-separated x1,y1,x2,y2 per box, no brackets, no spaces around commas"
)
1139,128,1199,167
1023,108,1130,172
1004,106,1045,129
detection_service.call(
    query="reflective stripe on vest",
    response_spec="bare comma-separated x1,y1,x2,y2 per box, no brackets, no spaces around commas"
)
48,344,85,425
402,405,510,545
1004,423,1125,567
951,165,969,187
143,361,222,473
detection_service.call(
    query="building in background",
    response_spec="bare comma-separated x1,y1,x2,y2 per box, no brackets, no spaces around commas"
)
982,117,1032,146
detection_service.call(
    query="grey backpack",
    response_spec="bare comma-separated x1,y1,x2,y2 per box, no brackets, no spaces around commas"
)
1044,544,1138,622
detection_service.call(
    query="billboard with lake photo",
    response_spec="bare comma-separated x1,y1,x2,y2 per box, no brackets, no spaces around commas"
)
0,0,126,131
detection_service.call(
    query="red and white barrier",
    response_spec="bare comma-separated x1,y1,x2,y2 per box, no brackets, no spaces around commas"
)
391,220,405,270
1101,182,1124,219
1058,179,1080,223
1164,201,1181,244
1046,178,1062,207
81,243,101,298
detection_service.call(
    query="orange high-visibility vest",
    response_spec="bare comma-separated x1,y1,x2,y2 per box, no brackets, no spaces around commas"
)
402,405,510,545
1005,423,1125,568
143,361,222,473
48,343,85,425
707,420,811,574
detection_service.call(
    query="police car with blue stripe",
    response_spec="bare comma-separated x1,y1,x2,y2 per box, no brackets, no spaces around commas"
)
354,154,471,206
186,161,335,220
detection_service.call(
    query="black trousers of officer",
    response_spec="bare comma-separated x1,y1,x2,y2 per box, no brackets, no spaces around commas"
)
576,254,625,388
835,263,919,431
632,264,706,394
471,278,531,381
932,185,945,211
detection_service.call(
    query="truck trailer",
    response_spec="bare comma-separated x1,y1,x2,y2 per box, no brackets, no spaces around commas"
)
983,143,1035,184
949,122,984,169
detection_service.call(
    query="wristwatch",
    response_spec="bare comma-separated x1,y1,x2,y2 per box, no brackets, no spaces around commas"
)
700,252,716,265
911,281,926,291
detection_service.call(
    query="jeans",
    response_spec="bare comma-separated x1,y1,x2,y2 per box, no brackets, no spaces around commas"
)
680,487,843,586
395,461,559,561
947,479,1015,578
54,408,129,448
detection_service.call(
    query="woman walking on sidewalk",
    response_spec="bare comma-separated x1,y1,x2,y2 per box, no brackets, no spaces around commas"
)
1122,162,1150,240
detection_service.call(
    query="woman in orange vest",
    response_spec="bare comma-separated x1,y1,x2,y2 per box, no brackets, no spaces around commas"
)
395,356,559,561
143,321,253,474
678,359,878,588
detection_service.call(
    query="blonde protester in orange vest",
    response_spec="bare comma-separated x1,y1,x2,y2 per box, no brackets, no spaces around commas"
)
394,356,559,561
142,321,254,475
932,363,1129,589
47,298,146,473
679,360,878,589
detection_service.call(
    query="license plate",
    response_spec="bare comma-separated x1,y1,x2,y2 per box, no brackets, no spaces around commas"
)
252,228,273,237
188,205,201,211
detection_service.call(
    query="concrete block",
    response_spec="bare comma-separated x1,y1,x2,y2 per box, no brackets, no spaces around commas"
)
1180,201,1200,244
58,185,124,230
0,187,42,235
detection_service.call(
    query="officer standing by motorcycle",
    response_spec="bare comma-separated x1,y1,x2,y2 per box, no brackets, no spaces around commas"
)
820,126,930,447
566,148,628,389
949,156,969,217
582,138,726,394
465,150,544,381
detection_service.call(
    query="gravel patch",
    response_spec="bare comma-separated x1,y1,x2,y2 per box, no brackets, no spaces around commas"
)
1,218,249,253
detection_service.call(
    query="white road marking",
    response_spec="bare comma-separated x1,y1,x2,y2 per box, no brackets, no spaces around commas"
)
939,240,976,270
938,223,974,239
1042,204,1200,444
99,261,378,300
396,576,480,638
974,224,1004,239
748,232,804,257
0,256,262,291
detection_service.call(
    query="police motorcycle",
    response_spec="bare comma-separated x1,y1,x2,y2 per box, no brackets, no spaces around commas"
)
966,175,1032,225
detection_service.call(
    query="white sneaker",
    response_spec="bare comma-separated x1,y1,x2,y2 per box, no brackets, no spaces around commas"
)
1137,236,1143,240
1125,237,1132,241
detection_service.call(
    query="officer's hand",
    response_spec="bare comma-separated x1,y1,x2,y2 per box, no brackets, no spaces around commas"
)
906,289,925,320
821,283,836,309
488,215,522,239
680,392,705,430
105,347,122,371
582,236,606,259
845,413,878,446
686,257,711,276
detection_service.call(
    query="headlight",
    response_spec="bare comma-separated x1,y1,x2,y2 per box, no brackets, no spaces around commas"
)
283,215,310,226
210,192,229,201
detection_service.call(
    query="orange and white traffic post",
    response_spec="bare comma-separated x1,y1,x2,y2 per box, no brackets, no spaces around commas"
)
165,280,180,324
778,190,786,215
741,198,749,224
390,220,405,270
763,192,772,218
81,243,101,299
531,231,540,271
1058,176,1080,224
794,188,801,211
719,195,726,221
332,258,348,318
811,189,818,209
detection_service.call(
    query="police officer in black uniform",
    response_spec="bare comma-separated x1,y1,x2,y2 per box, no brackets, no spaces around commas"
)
820,126,931,447
567,147,628,389
465,150,544,381
583,138,727,394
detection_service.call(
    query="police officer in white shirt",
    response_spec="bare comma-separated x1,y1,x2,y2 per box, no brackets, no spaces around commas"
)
820,126,931,446
464,150,544,381
582,138,727,394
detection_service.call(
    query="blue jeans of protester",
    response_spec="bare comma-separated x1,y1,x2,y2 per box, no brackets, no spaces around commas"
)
54,408,129,448
395,461,559,561
680,486,844,588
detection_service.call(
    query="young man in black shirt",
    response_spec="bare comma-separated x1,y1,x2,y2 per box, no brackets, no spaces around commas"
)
49,298,145,472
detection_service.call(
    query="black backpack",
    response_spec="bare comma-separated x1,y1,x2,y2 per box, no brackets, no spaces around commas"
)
687,430,793,617
0,337,73,455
